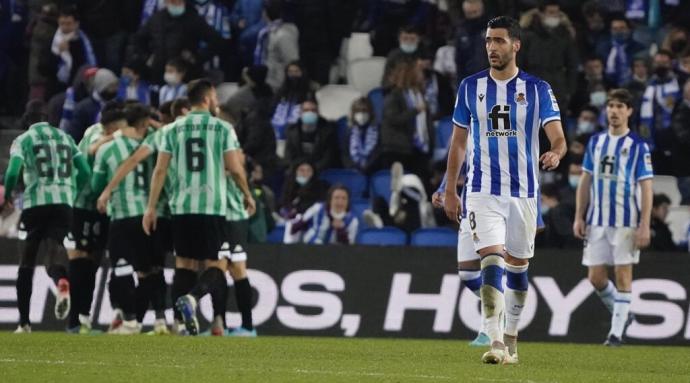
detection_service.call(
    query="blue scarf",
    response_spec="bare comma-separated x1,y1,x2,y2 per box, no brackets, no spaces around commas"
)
307,205,355,244
253,20,281,65
349,123,378,168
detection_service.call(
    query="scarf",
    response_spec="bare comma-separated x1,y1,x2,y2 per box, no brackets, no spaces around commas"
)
349,123,378,168
606,40,631,87
51,29,96,84
404,89,430,154
253,20,281,65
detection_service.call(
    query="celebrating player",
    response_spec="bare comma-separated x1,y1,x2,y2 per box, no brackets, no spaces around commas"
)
443,16,566,364
2,101,91,333
573,89,653,347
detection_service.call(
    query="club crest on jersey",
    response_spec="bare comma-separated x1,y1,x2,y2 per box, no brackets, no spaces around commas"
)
478,94,485,102
621,147,629,156
514,92,528,106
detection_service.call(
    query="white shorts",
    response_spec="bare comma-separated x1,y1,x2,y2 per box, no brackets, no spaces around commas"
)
582,226,639,266
464,194,538,259
457,218,480,263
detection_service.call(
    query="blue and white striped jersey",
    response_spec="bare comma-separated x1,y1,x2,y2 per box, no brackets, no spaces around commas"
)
582,131,654,228
453,69,560,198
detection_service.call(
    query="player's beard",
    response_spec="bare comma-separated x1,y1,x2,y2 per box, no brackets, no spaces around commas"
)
489,52,514,71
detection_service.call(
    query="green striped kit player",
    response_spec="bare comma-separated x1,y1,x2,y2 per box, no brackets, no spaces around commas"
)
67,101,127,334
91,103,156,334
1,102,91,333
143,79,255,335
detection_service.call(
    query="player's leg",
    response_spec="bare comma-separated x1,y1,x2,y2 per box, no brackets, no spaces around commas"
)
150,217,172,334
209,268,228,336
42,205,72,321
456,219,486,345
106,218,138,334
15,209,41,332
606,228,638,346
583,227,616,313
171,257,198,334
225,219,256,337
588,265,615,313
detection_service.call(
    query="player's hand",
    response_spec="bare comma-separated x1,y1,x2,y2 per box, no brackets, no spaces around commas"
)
244,194,256,217
96,190,110,214
443,191,461,223
573,218,587,239
540,151,560,171
431,191,444,208
142,208,157,236
634,225,651,249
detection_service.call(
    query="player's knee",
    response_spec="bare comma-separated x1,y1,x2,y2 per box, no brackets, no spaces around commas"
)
67,249,89,260
458,260,480,271
175,257,197,270
504,253,528,267
478,246,504,258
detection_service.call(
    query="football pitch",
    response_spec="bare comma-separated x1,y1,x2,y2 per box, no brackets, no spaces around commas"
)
1,333,688,383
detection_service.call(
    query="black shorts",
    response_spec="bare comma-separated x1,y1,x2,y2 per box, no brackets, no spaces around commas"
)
108,216,154,273
172,214,226,261
152,217,173,267
70,208,110,252
19,204,72,244
225,219,249,263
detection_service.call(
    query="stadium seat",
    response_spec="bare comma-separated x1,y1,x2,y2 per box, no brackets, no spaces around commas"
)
652,175,682,206
319,168,367,198
216,82,239,104
666,206,690,244
410,227,458,247
347,57,386,94
432,116,454,163
369,169,391,204
315,85,362,121
367,87,385,126
345,32,373,62
267,226,285,244
350,198,371,219
356,226,407,245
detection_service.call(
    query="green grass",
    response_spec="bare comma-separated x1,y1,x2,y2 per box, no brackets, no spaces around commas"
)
1,333,689,383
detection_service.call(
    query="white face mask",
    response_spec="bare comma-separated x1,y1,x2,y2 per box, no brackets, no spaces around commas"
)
577,120,595,135
543,16,561,28
353,112,370,126
330,209,346,220
296,175,310,186
164,72,181,86
568,174,580,189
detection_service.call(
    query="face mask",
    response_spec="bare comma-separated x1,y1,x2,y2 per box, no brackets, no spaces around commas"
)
541,205,551,215
568,174,580,189
330,209,347,220
164,72,181,86
353,112,369,126
654,66,670,78
167,4,185,17
296,175,310,186
612,32,629,44
577,120,595,134
400,42,418,54
301,111,318,125
590,91,607,107
542,16,560,28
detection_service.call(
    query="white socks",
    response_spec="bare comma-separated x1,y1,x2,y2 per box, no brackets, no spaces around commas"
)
610,291,632,338
596,280,616,313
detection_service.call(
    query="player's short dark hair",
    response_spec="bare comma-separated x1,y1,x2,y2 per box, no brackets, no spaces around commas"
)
19,100,48,129
159,100,174,117
187,78,215,105
125,103,151,126
101,100,126,125
487,16,521,40
171,97,191,118
58,5,79,20
540,183,560,200
653,193,671,207
607,89,633,108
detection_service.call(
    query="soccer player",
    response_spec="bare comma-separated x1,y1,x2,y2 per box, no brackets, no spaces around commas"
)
573,88,653,347
2,102,91,333
443,16,566,364
67,101,126,334
92,103,157,334
142,79,255,336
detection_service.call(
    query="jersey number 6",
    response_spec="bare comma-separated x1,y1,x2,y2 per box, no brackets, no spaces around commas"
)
185,138,205,172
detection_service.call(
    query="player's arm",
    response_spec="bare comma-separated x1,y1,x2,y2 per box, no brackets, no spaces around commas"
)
142,151,171,235
573,171,592,239
224,149,256,216
73,154,91,191
88,134,114,156
432,173,448,208
635,179,653,248
97,146,153,213
2,156,23,209
443,126,468,222
540,121,567,170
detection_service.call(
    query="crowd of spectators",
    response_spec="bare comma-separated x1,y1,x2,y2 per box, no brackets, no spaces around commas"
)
1,0,689,249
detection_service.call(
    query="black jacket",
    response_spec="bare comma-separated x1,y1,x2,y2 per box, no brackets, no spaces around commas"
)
650,217,678,251
671,101,690,177
285,118,340,172
235,93,278,174
380,87,433,156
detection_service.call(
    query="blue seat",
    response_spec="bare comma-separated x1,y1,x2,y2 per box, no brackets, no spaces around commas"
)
369,169,391,204
356,226,407,245
319,168,367,198
410,227,458,247
350,198,370,218
368,87,384,126
433,116,454,162
266,226,285,244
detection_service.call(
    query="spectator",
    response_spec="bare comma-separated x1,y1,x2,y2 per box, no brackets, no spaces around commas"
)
639,50,682,175
47,65,97,130
284,184,358,245
453,0,488,82
117,59,151,105
72,0,129,73
596,15,646,88
279,161,326,219
254,0,300,90
345,97,379,173
246,158,276,243
370,0,430,57
576,1,608,57
195,0,235,78
158,57,188,105
570,105,603,140
223,65,272,124
671,79,690,204
231,0,266,68
675,48,690,89
650,194,678,251
519,1,578,111
42,6,97,92
130,0,225,84
561,160,583,206
285,99,339,172
27,3,59,101
383,25,422,88
379,60,433,181
570,57,612,115
660,26,688,58
537,183,577,248
0,186,20,238
625,57,650,111
67,68,119,142
419,49,454,119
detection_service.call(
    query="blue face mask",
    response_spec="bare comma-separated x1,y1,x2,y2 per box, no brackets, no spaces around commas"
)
301,111,318,125
569,175,580,189
541,204,551,215
400,42,418,54
167,4,185,17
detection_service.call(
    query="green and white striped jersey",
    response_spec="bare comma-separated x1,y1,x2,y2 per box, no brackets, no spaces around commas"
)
9,122,82,209
93,134,153,220
73,123,103,210
141,125,174,218
160,111,239,216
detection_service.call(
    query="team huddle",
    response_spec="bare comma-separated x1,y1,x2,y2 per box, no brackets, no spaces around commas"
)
3,79,257,337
